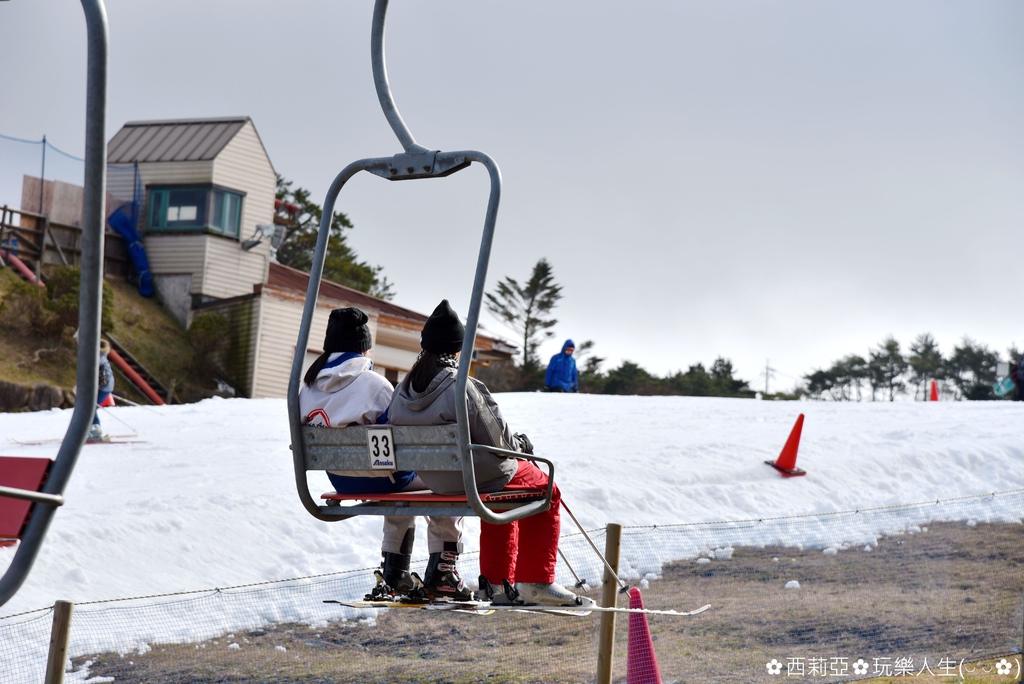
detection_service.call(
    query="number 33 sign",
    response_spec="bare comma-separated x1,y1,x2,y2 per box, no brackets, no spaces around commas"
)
366,428,396,470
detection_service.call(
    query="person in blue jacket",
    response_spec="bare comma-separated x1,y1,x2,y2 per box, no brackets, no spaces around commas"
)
89,339,115,442
1012,352,1024,402
545,339,578,392
73,330,115,442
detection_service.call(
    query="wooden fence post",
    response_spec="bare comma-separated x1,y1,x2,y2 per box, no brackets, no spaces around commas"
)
596,523,622,684
0,206,7,268
44,600,73,684
42,215,69,266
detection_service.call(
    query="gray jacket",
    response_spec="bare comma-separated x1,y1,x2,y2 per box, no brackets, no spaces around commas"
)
387,367,520,495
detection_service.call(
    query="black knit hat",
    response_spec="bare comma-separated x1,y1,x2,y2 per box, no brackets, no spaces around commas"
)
420,299,465,354
324,307,372,353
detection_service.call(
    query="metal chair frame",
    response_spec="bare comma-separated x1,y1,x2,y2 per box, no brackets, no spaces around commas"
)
288,0,553,526
0,0,109,608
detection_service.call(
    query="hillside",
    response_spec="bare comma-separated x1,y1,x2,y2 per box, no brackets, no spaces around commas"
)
0,266,218,406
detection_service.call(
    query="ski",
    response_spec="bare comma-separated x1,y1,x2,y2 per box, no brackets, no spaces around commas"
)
425,600,591,617
438,601,711,618
10,436,144,446
324,599,495,615
86,437,146,445
326,599,432,609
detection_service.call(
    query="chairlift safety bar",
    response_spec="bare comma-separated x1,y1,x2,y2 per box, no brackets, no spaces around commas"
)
298,424,554,519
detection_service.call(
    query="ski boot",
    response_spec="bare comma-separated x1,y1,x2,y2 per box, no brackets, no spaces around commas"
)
513,581,596,607
475,576,514,605
364,529,423,602
422,542,473,602
363,551,424,601
86,424,107,443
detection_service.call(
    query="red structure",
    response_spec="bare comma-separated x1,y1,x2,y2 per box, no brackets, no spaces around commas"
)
626,587,663,684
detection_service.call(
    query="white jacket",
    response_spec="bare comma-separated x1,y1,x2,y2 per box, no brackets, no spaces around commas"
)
298,353,394,478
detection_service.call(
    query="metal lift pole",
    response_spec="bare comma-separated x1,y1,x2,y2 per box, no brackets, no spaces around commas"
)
0,0,108,608
370,0,427,156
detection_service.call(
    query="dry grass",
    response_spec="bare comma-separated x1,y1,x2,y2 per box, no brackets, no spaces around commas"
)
647,520,1023,682
77,613,597,684
0,268,209,404
70,520,1023,683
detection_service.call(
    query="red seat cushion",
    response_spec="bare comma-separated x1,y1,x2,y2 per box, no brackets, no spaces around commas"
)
322,489,545,503
0,457,52,542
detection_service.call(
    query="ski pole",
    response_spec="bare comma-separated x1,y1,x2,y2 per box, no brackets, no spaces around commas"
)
561,500,629,592
556,546,588,590
99,405,139,436
107,395,163,413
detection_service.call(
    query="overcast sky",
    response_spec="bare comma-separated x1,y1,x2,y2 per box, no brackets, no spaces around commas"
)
2,1,1021,389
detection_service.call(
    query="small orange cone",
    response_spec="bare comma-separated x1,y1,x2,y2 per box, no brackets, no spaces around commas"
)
100,394,116,407
626,587,662,684
929,380,939,402
765,414,806,477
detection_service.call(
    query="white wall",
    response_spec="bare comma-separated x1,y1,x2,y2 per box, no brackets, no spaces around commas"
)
136,122,275,302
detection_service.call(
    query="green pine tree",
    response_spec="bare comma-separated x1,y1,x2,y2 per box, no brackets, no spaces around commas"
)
484,258,562,374
274,175,394,300
867,336,907,401
945,337,998,400
907,333,944,400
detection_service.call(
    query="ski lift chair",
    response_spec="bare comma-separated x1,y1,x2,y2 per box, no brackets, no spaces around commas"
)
288,0,554,526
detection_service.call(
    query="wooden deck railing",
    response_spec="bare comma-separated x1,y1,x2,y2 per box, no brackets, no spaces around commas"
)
0,205,129,279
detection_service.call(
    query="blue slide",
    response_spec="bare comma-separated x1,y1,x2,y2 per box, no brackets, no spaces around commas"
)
107,201,154,297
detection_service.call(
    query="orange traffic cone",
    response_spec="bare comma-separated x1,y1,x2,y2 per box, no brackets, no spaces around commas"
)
929,380,939,402
99,394,116,407
765,414,806,477
626,587,662,684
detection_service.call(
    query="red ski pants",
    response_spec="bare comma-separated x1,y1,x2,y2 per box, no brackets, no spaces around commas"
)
479,460,561,585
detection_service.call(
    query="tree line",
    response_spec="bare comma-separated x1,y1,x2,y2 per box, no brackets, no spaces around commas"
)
273,196,1016,403
578,356,755,398
804,334,1021,402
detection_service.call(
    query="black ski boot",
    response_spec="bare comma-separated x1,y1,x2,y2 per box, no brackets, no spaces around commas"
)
422,542,473,602
475,576,515,604
365,530,423,601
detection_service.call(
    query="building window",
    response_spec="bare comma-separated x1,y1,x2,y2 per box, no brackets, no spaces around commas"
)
148,185,244,238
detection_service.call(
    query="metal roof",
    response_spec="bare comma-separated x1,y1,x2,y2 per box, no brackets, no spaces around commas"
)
265,262,515,354
107,117,250,164
267,262,428,324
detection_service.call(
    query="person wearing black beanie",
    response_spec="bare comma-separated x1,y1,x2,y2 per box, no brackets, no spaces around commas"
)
387,300,596,608
324,307,373,354
420,299,465,354
299,306,464,601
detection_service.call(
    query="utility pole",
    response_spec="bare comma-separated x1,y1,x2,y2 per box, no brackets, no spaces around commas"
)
764,359,775,395
39,134,47,216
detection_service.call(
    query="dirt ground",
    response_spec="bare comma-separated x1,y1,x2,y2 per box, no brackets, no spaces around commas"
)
73,520,1023,683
